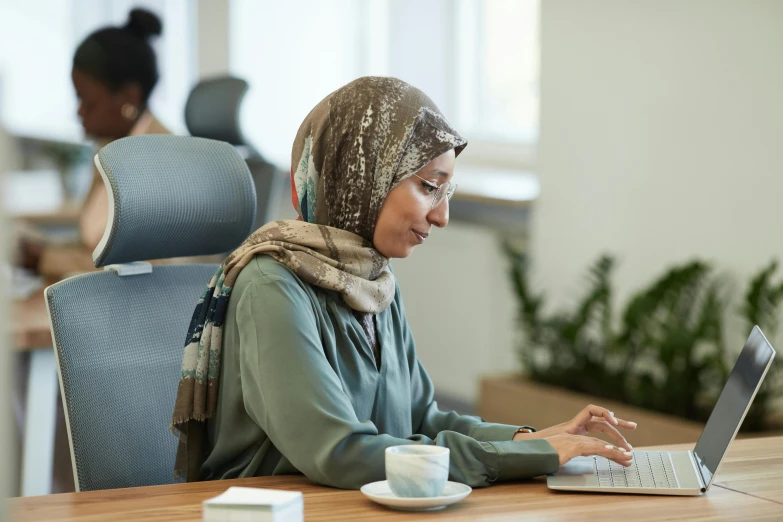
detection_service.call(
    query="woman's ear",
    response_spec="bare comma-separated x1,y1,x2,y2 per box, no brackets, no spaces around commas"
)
115,83,144,110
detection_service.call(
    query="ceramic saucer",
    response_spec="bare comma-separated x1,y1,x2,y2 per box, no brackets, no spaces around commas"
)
360,480,472,511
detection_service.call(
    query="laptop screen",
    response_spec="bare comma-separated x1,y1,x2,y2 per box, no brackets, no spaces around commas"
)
693,326,776,489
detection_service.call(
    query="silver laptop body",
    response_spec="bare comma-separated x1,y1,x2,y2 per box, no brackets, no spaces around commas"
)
547,326,776,496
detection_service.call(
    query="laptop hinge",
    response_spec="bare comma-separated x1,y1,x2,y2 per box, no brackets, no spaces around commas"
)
688,451,708,492
104,261,153,276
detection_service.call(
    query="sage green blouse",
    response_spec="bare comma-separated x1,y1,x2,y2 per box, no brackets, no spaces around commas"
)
201,255,559,489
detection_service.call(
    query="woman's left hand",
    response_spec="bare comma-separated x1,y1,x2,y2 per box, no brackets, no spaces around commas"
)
513,404,637,452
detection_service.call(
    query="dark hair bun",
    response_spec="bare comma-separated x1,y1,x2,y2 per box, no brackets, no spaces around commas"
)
124,8,162,39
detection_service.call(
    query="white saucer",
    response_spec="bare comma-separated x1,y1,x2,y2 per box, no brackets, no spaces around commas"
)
360,480,472,511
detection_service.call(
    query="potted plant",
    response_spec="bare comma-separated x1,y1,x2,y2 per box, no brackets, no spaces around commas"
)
479,248,781,446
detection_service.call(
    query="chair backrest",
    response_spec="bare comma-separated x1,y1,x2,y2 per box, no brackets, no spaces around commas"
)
92,135,256,266
46,266,217,491
47,135,257,491
184,76,248,146
184,75,285,228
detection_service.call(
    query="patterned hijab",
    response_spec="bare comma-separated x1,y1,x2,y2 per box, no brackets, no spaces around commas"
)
171,76,467,481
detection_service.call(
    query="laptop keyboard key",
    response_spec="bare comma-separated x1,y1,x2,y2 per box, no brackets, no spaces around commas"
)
593,451,680,489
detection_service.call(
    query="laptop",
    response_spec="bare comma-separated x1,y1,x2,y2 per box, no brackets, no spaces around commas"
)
547,325,776,496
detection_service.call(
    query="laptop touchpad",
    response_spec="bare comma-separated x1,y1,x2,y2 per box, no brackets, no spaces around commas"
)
554,457,594,476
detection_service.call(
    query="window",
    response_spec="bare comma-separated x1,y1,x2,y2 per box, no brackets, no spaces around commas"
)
230,0,386,167
455,0,540,145
0,2,78,140
230,0,540,169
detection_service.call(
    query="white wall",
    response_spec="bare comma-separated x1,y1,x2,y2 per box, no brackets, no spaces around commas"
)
533,0,783,351
197,0,230,79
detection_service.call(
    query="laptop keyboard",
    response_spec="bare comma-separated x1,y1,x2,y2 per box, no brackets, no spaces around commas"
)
594,451,680,489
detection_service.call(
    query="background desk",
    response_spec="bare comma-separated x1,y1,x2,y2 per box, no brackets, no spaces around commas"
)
13,291,60,497
10,437,783,521
13,290,78,497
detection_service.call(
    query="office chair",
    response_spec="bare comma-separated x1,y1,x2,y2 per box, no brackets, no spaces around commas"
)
185,76,285,228
45,135,257,491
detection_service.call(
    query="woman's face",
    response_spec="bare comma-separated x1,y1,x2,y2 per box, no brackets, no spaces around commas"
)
72,68,138,140
373,149,456,259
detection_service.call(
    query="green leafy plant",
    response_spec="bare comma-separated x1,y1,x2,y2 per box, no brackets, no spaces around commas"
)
505,247,783,430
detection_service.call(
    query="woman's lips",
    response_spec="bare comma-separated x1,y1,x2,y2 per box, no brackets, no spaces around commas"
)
412,230,428,243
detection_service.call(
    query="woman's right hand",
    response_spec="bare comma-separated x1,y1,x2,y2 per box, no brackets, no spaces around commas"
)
544,433,634,467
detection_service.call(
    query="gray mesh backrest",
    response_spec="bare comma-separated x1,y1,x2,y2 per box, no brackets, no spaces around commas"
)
46,265,218,491
93,135,257,266
185,76,249,146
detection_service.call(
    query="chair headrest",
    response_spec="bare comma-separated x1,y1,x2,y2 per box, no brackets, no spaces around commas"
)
184,76,249,146
92,135,257,267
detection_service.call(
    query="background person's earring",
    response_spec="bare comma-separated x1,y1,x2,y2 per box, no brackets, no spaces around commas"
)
121,103,139,121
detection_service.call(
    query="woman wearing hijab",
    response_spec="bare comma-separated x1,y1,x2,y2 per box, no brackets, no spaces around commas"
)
172,77,637,488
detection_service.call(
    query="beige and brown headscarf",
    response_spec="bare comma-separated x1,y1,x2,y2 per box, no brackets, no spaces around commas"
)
171,76,467,481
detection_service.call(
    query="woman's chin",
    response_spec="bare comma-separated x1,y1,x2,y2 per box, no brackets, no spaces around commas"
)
398,244,417,259
378,245,415,259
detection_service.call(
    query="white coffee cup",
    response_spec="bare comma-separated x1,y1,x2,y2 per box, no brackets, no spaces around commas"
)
385,445,450,498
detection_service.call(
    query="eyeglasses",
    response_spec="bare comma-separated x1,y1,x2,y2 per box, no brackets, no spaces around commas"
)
411,174,458,209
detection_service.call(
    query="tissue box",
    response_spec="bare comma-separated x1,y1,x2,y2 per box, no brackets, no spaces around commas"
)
203,486,303,522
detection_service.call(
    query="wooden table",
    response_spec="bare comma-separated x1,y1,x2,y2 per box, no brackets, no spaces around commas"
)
707,435,783,504
9,437,783,521
37,245,96,281
16,204,83,225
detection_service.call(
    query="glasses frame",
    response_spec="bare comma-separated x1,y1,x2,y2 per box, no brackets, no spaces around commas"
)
411,173,458,209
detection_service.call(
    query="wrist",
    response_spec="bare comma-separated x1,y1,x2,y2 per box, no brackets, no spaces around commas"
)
512,427,533,441
535,423,566,439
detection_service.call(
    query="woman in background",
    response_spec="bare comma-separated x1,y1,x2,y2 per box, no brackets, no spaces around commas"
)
72,8,169,251
19,8,169,273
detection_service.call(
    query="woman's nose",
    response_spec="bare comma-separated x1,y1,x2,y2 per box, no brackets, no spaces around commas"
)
427,199,449,228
